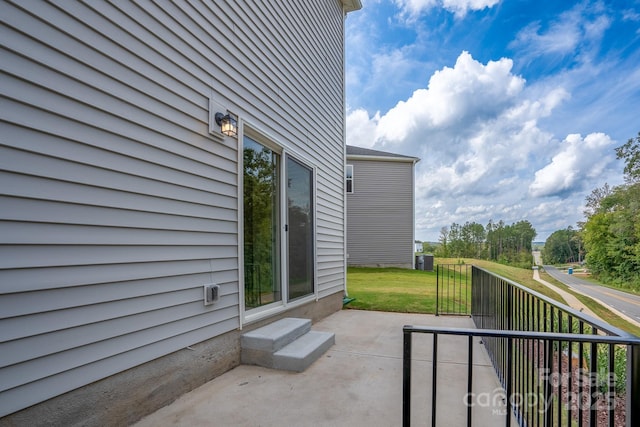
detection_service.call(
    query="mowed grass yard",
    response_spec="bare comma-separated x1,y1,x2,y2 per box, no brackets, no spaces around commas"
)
346,258,640,337
346,258,572,315
345,266,439,313
346,258,543,314
346,259,476,314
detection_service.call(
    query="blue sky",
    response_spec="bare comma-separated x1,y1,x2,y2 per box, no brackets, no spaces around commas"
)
345,0,640,242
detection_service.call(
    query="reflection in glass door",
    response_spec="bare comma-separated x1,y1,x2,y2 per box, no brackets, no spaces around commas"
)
286,157,314,300
243,137,281,309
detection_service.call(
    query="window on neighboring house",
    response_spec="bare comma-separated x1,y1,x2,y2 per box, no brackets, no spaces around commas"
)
346,164,353,193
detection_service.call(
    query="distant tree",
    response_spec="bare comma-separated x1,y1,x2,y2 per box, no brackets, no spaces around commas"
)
512,220,537,265
543,227,580,264
615,131,640,183
448,223,463,257
582,211,614,274
485,219,495,259
440,218,535,267
583,183,613,218
580,131,640,291
582,183,640,287
513,220,536,254
484,219,535,265
495,220,506,260
444,221,487,258
437,226,449,257
467,222,486,258
422,242,438,254
486,219,507,260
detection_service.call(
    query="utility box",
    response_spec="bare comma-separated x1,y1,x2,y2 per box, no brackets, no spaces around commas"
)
424,254,434,272
203,284,220,305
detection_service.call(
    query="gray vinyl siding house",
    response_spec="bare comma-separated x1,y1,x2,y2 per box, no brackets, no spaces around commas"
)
346,146,419,268
0,1,361,424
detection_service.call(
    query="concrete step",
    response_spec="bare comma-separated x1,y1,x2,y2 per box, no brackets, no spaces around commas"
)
242,318,311,352
273,330,335,372
240,318,334,372
241,318,311,367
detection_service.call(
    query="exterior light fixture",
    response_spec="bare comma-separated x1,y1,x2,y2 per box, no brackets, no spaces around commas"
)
215,112,237,138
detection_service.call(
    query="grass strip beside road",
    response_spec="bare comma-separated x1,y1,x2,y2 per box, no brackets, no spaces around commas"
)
538,270,640,337
440,258,568,304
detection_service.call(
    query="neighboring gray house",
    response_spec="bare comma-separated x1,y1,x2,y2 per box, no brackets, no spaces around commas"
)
346,145,420,268
0,1,361,424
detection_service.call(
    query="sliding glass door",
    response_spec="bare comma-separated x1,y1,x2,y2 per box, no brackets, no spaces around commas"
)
243,135,315,311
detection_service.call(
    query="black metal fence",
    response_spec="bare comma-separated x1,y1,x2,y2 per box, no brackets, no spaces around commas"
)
402,266,640,427
436,264,471,316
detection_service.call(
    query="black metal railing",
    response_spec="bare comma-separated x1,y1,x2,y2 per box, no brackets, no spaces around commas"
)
402,326,640,427
402,266,640,427
436,264,471,316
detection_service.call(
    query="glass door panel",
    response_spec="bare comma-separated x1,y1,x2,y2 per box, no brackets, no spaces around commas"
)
286,156,314,300
243,136,281,309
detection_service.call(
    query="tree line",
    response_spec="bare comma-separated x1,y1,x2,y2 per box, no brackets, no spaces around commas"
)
436,219,537,268
542,132,640,292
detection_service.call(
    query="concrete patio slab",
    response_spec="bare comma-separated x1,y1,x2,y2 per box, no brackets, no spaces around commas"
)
134,310,510,427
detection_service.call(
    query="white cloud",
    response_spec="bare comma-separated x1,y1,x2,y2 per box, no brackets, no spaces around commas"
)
346,50,621,240
346,108,379,148
395,0,499,18
528,133,616,198
372,50,413,79
374,51,525,144
509,1,611,65
622,8,640,22
511,21,580,57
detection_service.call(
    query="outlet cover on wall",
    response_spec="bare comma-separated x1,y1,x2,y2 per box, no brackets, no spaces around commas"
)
203,284,220,306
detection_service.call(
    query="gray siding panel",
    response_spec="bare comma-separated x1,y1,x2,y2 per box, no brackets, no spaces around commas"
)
0,245,236,269
1,316,239,418
347,159,415,267
2,303,239,386
0,260,237,314
0,0,346,417
0,197,237,232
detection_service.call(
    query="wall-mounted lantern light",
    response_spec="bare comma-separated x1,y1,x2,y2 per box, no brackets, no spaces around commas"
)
215,112,238,138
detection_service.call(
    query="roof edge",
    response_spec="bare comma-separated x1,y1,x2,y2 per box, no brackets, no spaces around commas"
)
347,154,420,164
346,145,420,163
342,0,362,13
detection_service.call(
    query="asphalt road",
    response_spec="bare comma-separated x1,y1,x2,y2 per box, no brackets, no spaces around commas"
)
543,265,640,325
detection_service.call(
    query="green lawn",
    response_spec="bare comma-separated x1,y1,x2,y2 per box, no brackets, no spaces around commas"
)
345,259,640,337
438,258,568,303
346,259,565,315
346,267,438,313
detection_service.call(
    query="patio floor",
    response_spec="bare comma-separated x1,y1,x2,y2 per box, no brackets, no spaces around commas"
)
133,310,510,427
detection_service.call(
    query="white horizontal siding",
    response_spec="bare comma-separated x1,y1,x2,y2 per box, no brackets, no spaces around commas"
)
347,159,416,267
0,197,236,232
1,292,237,365
0,0,347,417
0,260,237,315
1,316,239,418
0,172,235,218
